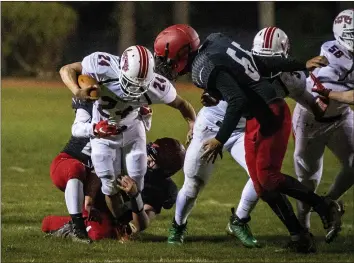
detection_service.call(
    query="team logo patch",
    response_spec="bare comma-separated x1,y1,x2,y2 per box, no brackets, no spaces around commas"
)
335,15,352,25
122,51,129,72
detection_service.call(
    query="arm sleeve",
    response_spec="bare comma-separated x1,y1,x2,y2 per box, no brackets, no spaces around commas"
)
254,56,307,76
214,71,246,144
71,108,94,138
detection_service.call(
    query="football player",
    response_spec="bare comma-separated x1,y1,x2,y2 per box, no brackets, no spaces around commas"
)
49,97,124,243
293,9,354,232
154,26,260,248
59,45,196,233
43,137,185,241
153,24,343,252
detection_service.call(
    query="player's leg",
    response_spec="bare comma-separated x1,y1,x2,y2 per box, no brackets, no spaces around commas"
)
91,138,124,224
224,132,260,248
326,110,354,200
168,116,216,245
50,153,90,243
292,105,326,230
256,101,343,243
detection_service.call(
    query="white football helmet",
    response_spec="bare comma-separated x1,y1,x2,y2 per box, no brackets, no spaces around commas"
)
333,9,354,52
119,45,155,98
252,27,290,58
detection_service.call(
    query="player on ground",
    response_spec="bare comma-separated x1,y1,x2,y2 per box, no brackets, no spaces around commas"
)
43,137,185,241
49,97,126,243
293,9,354,231
154,24,343,252
59,45,196,232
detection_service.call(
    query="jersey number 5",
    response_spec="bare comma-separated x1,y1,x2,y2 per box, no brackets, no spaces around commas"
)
226,42,260,81
328,45,343,58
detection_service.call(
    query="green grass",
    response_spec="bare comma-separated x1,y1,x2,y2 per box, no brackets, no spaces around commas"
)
2,85,354,263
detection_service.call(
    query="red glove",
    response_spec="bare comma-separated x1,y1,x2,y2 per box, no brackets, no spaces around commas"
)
139,105,152,116
93,120,127,137
310,72,332,97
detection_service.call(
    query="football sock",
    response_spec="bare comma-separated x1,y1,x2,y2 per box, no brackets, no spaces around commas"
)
265,193,304,236
278,174,328,216
175,188,196,226
70,213,86,230
65,178,84,215
236,178,259,220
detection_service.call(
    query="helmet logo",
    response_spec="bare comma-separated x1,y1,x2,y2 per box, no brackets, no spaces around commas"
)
335,15,352,25
122,51,129,72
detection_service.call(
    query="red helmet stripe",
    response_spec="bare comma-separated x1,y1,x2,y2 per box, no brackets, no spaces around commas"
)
262,27,271,48
136,45,149,79
264,27,276,48
268,27,277,49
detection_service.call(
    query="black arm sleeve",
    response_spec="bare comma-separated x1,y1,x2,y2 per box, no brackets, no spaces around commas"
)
254,56,307,76
214,71,247,144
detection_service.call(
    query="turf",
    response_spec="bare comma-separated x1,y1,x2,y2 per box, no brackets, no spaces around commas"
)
2,83,354,263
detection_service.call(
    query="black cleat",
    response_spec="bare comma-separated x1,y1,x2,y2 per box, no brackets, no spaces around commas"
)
280,232,317,254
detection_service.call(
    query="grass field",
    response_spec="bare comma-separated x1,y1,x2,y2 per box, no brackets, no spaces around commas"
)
2,80,354,263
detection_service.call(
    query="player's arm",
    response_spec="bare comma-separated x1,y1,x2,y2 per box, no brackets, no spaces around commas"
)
201,71,246,163
117,176,150,232
323,90,354,105
59,62,83,97
167,95,196,144
71,108,95,138
254,55,328,75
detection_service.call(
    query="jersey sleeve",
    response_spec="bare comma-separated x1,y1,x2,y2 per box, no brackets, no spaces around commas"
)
148,74,177,104
81,52,120,81
71,98,94,138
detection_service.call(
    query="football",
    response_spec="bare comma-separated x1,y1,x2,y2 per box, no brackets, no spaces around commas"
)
78,74,100,99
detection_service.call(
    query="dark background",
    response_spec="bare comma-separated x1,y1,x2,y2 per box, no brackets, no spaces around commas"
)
2,1,353,78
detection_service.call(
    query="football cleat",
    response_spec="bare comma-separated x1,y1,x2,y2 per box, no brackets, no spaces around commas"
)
279,232,317,254
324,199,344,243
167,218,187,245
70,223,92,244
226,208,261,248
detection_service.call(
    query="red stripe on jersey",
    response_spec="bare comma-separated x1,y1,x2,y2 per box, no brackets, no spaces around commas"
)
268,27,277,49
262,27,271,48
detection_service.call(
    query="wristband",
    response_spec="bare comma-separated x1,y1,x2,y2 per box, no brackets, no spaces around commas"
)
130,192,144,213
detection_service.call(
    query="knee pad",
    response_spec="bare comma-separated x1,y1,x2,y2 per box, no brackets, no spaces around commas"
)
100,175,119,196
182,177,205,199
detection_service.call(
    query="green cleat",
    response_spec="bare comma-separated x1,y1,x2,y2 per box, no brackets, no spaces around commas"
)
226,208,261,248
167,219,187,245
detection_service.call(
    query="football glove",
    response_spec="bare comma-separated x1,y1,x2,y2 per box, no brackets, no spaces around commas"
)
310,72,332,98
93,120,127,137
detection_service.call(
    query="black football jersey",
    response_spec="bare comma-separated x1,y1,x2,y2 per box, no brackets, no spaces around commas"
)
61,98,93,168
192,33,280,103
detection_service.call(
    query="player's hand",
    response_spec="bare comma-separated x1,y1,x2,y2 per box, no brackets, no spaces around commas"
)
201,138,223,164
87,207,102,224
306,56,329,71
93,121,127,138
201,92,219,107
310,72,332,97
75,84,101,101
117,175,138,197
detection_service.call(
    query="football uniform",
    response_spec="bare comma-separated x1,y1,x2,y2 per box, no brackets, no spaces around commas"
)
50,98,93,191
292,40,354,229
42,168,178,241
81,52,176,194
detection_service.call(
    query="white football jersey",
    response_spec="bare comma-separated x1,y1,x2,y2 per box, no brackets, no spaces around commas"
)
306,40,354,116
198,101,246,130
81,52,177,125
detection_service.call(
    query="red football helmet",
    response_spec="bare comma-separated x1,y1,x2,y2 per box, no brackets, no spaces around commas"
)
154,24,200,80
147,137,186,177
